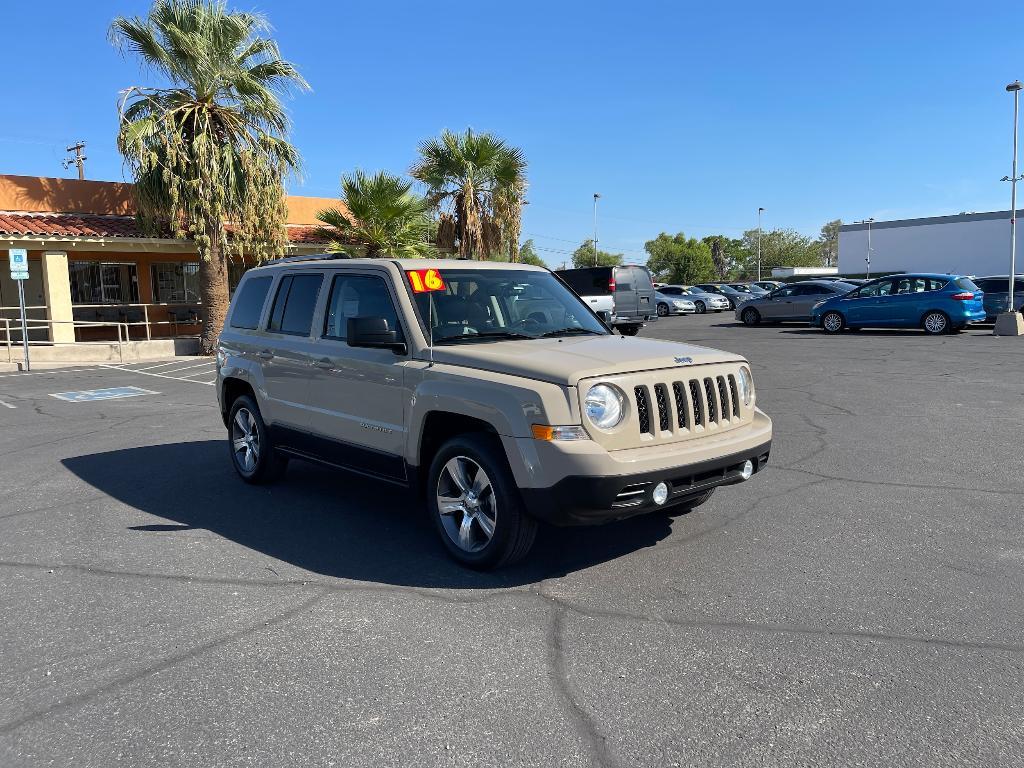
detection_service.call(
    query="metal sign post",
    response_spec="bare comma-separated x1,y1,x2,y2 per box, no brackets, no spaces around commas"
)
8,248,30,371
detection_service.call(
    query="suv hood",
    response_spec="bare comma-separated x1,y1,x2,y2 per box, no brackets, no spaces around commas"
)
428,335,744,386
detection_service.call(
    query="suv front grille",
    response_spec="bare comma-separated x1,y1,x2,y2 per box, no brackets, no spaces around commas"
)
632,372,741,438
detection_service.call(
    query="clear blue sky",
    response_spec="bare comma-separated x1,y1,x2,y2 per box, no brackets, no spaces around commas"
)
1,0,1021,266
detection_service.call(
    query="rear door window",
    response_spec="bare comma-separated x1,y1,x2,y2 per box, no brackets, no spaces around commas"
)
267,273,324,336
229,276,272,330
630,267,653,289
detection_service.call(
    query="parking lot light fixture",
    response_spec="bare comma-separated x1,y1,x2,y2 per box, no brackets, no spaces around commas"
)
995,80,1024,336
855,218,875,279
757,207,764,282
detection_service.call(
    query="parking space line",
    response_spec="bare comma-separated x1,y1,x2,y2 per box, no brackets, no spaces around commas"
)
0,367,103,379
132,361,191,371
151,361,217,375
98,364,216,386
0,398,15,409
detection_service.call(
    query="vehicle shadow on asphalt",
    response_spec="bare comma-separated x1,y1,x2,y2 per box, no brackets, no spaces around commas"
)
62,441,676,589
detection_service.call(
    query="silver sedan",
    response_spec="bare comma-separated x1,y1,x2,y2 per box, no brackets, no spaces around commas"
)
657,285,731,313
655,291,697,316
735,280,859,325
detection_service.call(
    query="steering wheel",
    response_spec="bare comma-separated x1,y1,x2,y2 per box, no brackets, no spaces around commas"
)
511,317,542,332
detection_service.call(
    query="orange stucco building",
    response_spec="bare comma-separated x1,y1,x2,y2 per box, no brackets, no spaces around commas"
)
0,174,335,346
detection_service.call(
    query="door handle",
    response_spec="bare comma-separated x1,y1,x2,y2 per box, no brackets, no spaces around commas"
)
256,350,274,360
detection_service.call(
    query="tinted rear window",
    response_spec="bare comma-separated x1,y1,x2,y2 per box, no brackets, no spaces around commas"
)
558,268,612,294
229,276,272,330
267,274,324,336
626,267,653,289
955,277,979,292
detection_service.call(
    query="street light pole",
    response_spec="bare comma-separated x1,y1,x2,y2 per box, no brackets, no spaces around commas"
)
593,193,601,267
855,218,875,278
757,207,764,281
996,81,1024,335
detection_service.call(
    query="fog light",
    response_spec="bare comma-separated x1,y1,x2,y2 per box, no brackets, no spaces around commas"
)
652,482,669,505
740,460,754,480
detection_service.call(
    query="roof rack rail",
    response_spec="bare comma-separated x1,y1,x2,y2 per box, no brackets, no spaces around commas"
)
270,253,348,264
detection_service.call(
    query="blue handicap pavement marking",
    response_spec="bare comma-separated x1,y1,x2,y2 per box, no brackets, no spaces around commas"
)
49,386,158,403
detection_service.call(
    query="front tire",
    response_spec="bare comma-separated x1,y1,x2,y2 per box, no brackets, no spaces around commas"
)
922,311,950,335
694,301,706,314
821,311,845,334
427,434,537,569
619,325,642,336
228,395,287,484
741,307,761,326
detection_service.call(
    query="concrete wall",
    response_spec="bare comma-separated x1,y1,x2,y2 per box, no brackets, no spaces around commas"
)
839,211,1021,277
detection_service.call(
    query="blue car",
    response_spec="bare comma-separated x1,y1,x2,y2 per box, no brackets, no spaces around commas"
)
810,273,985,335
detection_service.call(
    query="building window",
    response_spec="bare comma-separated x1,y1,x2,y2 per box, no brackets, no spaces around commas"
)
151,262,200,303
69,262,140,304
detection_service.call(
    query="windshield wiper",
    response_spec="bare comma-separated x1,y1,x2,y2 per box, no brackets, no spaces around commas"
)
539,328,605,338
434,330,535,343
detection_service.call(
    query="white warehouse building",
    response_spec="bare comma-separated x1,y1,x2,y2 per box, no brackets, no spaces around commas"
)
838,210,1021,277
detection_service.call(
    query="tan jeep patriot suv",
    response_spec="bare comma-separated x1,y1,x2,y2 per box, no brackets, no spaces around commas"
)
216,257,772,568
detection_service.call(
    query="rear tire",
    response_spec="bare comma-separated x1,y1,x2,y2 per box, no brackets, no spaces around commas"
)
619,325,642,336
922,311,950,335
427,434,537,569
694,301,706,314
741,307,761,326
228,395,287,484
657,302,669,317
821,311,845,334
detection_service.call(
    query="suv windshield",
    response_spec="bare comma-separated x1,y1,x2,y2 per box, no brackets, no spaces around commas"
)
408,268,609,344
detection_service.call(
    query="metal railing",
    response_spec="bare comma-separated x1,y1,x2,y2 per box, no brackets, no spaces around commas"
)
3,318,132,364
0,302,203,343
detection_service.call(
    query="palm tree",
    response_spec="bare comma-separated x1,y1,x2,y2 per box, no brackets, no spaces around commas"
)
410,129,527,259
110,0,308,353
315,170,435,258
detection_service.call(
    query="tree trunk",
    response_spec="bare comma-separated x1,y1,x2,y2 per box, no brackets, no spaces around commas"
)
198,226,230,355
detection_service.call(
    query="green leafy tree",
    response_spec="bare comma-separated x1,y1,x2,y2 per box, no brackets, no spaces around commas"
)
818,219,841,267
571,239,622,268
644,232,715,284
316,170,434,258
517,239,546,267
702,235,748,280
738,228,821,276
111,0,308,353
410,128,527,259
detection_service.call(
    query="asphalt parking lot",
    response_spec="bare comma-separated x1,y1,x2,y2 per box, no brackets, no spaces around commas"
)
1,316,1023,767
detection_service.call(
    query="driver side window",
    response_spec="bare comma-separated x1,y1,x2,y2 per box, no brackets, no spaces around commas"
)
323,274,401,341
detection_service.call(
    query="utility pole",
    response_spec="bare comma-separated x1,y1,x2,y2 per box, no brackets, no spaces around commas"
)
592,193,601,267
63,141,87,180
757,207,764,281
996,80,1024,336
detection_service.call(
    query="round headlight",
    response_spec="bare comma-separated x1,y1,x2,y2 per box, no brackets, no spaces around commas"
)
584,384,625,429
737,366,754,406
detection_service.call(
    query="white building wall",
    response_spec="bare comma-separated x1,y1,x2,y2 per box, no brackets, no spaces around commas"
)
838,211,1020,277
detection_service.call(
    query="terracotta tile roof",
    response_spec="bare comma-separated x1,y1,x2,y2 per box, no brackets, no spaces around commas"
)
0,211,331,244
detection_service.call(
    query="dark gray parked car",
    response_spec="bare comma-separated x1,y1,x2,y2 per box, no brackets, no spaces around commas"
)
973,275,1024,321
736,280,859,325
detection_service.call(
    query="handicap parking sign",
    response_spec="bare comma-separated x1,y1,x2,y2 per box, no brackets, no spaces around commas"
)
8,248,28,281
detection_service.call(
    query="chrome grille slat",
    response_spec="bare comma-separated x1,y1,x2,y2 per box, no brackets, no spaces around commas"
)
654,384,671,432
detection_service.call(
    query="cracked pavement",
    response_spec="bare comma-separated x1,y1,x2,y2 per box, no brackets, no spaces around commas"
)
1,316,1022,766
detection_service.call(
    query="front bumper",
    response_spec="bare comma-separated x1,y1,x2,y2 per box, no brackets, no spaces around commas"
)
521,439,771,526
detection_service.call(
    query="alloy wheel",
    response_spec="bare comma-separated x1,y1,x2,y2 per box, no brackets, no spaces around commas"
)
695,301,706,314
231,407,260,473
823,312,843,332
436,456,497,553
924,312,948,334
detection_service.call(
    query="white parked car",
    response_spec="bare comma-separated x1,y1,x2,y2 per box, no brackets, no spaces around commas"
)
655,291,696,316
658,285,731,313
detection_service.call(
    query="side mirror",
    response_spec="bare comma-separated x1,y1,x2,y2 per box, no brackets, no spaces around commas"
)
596,309,613,330
347,316,407,354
